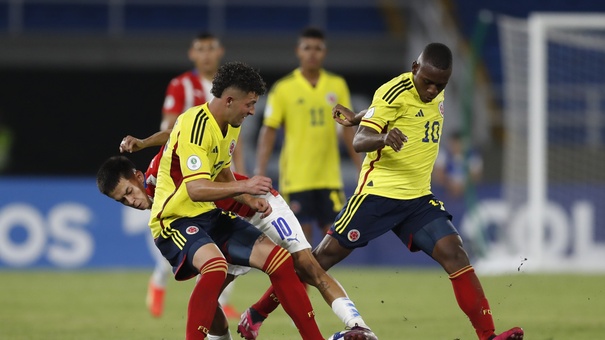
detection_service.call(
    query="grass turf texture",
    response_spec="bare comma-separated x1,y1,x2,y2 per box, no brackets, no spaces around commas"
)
1,268,604,339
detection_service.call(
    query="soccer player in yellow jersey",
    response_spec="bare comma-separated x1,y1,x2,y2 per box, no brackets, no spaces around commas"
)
255,27,362,245
148,62,324,340
313,43,524,340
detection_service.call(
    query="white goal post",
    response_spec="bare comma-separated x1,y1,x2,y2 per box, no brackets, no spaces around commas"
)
490,12,605,272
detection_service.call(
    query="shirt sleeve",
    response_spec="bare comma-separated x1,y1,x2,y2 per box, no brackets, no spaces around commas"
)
177,122,213,183
163,77,186,115
359,86,400,133
262,84,285,129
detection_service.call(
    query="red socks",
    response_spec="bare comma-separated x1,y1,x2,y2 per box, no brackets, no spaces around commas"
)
251,286,280,319
449,265,496,340
262,246,323,340
186,257,228,340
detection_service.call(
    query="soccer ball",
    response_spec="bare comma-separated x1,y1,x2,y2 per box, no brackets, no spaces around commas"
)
327,328,378,340
327,330,349,340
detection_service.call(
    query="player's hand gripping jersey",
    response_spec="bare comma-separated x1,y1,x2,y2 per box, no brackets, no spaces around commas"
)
355,72,446,200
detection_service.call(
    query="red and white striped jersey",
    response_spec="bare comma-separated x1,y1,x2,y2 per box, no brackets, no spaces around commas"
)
162,70,208,116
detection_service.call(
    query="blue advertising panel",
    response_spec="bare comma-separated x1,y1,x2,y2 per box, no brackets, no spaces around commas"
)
1,178,604,271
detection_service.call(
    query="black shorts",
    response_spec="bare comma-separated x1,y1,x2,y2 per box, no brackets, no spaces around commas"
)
328,194,454,252
155,209,263,281
284,189,345,226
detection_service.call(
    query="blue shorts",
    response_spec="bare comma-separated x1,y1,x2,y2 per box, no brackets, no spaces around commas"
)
328,194,455,253
285,189,345,226
155,209,263,281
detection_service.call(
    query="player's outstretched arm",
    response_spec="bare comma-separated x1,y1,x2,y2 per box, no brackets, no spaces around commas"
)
119,129,172,153
187,168,273,202
215,167,272,218
353,126,408,153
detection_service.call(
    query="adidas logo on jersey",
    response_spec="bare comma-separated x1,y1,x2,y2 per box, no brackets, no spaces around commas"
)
211,146,219,154
415,110,425,117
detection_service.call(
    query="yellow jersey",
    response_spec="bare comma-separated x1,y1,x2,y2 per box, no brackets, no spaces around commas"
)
149,103,240,238
355,72,446,199
263,68,351,194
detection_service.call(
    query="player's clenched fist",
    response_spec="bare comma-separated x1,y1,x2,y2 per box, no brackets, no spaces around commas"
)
247,197,273,218
119,135,144,153
382,128,408,152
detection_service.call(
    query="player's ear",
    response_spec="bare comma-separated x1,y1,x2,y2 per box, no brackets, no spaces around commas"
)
134,170,145,185
412,60,419,74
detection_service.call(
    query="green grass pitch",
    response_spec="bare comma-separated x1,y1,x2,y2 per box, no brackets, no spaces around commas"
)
1,267,604,339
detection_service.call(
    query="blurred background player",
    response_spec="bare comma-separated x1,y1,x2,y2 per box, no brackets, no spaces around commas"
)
433,130,483,199
255,27,361,246
146,32,240,319
316,43,523,340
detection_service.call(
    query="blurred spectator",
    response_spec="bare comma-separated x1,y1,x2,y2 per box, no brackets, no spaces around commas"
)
0,110,13,173
433,130,483,198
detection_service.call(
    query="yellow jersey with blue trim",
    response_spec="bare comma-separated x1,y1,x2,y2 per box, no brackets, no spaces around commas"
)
354,72,445,200
263,68,351,194
149,102,240,238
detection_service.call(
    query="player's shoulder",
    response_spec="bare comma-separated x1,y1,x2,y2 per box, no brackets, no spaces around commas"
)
375,72,415,103
271,70,297,90
322,69,346,81
169,70,196,86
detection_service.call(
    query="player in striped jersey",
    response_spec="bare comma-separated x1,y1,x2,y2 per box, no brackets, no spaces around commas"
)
313,43,524,340
161,32,224,131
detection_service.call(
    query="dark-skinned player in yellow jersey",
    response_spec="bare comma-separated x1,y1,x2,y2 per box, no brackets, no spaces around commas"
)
314,43,524,340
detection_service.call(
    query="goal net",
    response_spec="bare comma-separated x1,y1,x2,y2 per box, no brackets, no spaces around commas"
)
474,13,605,273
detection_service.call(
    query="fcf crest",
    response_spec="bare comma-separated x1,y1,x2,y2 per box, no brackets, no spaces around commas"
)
326,92,337,106
439,101,444,117
186,226,199,235
347,229,361,242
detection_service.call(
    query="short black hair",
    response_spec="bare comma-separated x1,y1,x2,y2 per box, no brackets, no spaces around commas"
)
97,156,136,196
300,26,325,40
211,61,267,98
423,43,453,70
195,32,218,40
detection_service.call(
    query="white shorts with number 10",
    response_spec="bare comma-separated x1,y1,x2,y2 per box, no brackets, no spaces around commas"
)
227,192,311,277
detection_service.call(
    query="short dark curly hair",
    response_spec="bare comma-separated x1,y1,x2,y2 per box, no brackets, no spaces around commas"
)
211,61,267,98
97,155,136,196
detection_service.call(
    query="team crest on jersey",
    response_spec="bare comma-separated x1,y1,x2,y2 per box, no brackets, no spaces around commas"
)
326,92,337,106
187,155,202,171
186,226,199,235
347,229,361,242
439,101,444,117
363,107,375,119
229,140,236,156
